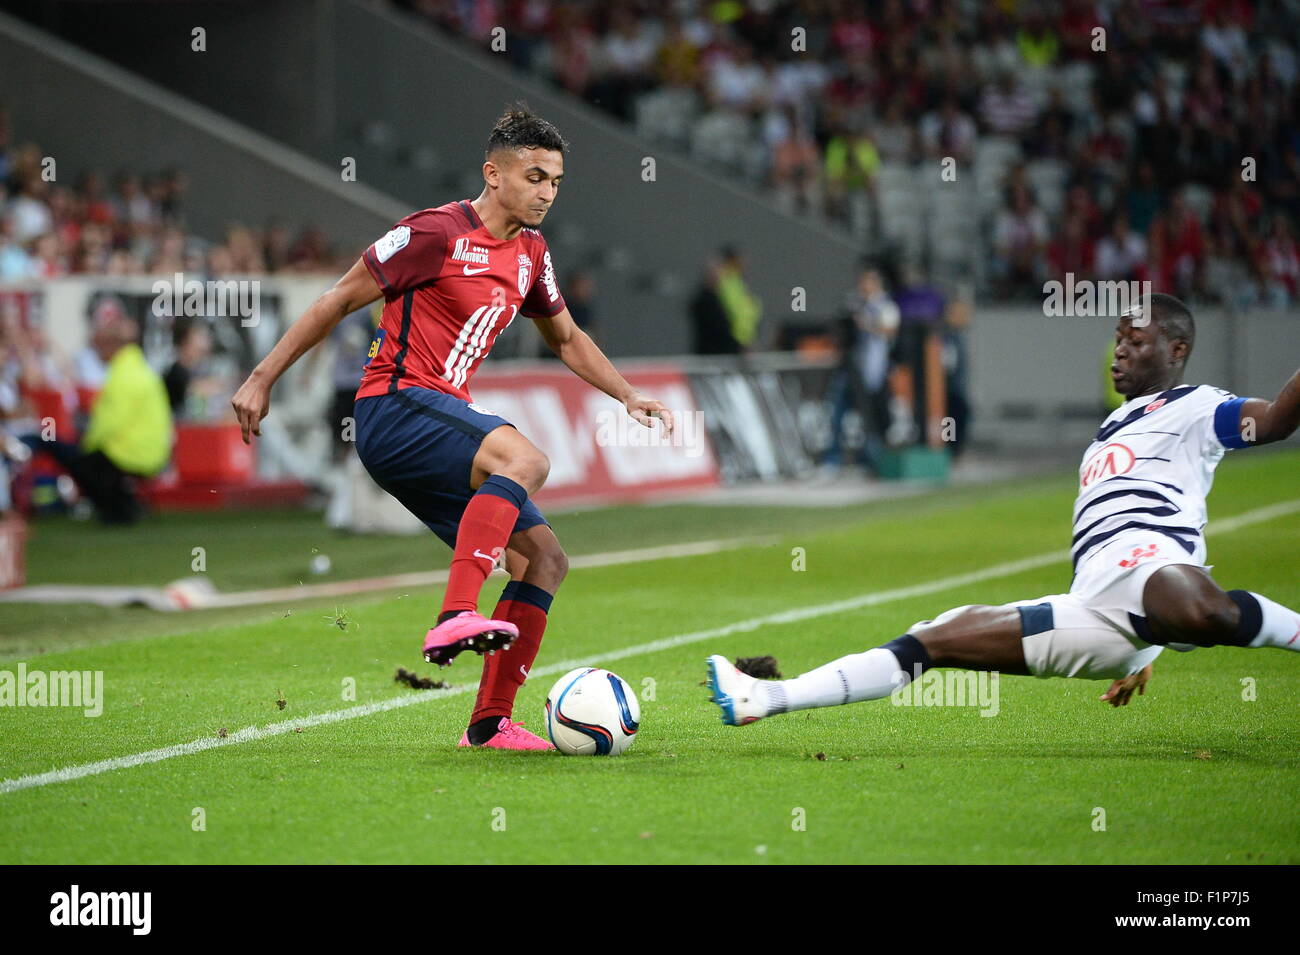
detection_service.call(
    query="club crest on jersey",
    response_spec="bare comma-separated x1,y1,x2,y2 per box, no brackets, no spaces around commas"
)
1144,398,1167,413
517,253,532,296
1080,442,1135,488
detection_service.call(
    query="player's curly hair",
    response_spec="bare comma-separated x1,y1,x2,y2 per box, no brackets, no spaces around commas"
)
485,103,568,158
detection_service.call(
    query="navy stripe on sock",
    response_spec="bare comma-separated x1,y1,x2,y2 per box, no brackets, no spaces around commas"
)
882,634,932,679
1228,590,1263,646
501,580,553,613
478,474,528,509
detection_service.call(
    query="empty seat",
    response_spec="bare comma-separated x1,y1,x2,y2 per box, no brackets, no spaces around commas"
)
635,87,699,149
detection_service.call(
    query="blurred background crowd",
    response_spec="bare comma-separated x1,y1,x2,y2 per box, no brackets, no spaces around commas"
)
0,103,355,281
0,0,1297,534
396,0,1300,307
6,2,1298,304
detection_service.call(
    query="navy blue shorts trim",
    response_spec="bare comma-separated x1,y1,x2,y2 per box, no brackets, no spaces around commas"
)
353,386,548,548
1018,602,1055,637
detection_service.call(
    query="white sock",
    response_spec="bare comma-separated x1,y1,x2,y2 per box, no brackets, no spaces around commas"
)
764,647,916,714
1244,592,1300,650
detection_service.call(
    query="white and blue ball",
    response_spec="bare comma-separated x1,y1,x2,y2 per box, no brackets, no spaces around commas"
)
545,667,640,756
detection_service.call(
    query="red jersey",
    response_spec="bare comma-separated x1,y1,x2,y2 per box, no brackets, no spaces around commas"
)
356,199,565,401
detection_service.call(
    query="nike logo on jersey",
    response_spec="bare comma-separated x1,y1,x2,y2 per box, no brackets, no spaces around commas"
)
463,265,490,275
519,665,530,680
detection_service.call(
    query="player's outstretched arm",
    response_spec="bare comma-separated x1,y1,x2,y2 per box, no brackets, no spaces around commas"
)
231,258,382,443
1237,365,1300,446
533,306,674,434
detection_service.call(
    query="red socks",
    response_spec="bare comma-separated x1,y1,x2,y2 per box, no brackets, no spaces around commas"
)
442,475,528,616
471,581,553,723
444,477,555,723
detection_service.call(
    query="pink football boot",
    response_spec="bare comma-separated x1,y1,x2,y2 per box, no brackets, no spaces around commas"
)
422,611,519,666
458,717,555,750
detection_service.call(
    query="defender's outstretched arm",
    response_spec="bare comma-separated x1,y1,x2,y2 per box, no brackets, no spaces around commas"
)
1237,365,1300,445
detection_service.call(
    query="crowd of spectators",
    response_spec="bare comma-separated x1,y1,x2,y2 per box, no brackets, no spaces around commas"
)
0,104,349,281
398,0,1300,306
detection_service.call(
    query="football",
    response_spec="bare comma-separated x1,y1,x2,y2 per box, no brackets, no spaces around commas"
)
544,667,640,756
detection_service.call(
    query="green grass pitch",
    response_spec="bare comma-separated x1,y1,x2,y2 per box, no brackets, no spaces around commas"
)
1,450,1297,864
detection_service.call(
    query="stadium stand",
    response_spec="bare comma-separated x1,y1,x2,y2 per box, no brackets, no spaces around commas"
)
0,106,351,280
389,0,1300,303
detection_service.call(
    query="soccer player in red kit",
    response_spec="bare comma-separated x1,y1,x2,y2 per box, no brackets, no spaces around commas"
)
231,106,675,750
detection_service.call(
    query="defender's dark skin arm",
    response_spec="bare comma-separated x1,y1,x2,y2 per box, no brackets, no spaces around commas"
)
1236,367,1300,445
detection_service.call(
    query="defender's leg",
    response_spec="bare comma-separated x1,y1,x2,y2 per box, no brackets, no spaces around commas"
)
1143,565,1300,650
707,603,1028,725
911,604,1031,674
707,595,1159,725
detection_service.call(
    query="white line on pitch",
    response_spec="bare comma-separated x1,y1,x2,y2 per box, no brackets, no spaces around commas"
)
208,536,781,607
3,498,1296,795
0,535,779,610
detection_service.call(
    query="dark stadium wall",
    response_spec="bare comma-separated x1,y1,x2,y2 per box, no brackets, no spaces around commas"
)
966,308,1300,449
0,8,408,252
0,0,862,358
1,0,327,154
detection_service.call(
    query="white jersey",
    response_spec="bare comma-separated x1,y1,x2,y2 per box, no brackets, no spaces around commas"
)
1071,384,1250,582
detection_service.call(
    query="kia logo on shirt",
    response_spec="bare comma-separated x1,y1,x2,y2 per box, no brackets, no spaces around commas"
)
1080,442,1135,487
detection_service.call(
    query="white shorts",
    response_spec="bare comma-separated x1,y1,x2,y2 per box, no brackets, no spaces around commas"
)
1017,530,1207,680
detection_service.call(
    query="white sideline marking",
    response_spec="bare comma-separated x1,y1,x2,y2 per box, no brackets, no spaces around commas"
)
0,536,778,611
3,499,1296,795
209,536,780,607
